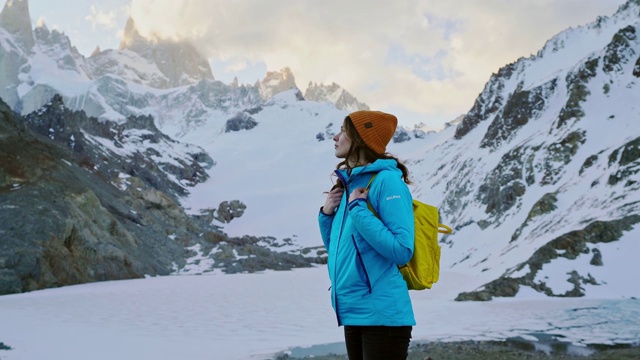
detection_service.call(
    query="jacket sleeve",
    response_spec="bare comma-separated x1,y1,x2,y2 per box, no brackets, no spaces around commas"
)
347,175,414,265
318,209,334,250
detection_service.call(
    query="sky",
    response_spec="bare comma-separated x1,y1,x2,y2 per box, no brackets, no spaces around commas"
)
25,0,628,128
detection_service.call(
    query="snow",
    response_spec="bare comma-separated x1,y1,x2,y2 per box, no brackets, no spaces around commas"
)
0,267,638,360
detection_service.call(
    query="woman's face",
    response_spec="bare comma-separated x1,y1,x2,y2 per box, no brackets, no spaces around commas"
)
333,124,352,159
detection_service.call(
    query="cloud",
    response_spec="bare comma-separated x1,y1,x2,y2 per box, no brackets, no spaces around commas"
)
128,0,627,126
85,4,124,31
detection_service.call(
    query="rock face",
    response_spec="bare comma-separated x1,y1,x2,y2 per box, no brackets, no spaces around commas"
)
0,97,321,295
0,0,34,50
0,98,191,294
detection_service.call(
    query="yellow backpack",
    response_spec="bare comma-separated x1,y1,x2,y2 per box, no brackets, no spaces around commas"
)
366,175,452,290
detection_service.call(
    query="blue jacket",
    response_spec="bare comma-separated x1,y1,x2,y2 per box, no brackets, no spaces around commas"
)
318,159,416,326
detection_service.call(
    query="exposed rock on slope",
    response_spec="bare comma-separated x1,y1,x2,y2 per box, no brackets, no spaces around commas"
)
0,96,321,295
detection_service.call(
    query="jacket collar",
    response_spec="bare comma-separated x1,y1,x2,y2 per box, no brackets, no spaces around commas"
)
335,159,398,183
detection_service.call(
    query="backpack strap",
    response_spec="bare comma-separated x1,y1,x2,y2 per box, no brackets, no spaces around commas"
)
438,224,453,234
367,173,452,234
364,174,378,217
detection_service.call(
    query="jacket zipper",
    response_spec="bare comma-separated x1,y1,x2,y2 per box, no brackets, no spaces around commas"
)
332,170,351,325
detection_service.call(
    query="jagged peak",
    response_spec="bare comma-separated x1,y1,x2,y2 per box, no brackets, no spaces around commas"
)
119,17,145,50
117,16,213,87
258,67,299,100
90,46,101,57
536,0,640,60
0,0,34,50
306,81,340,92
264,67,295,81
615,0,640,15
303,80,369,111
124,17,136,34
34,17,48,30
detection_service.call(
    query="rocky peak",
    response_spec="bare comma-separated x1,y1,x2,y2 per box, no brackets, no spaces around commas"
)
616,0,640,16
119,18,146,53
33,22,80,55
0,0,34,50
304,81,369,112
90,46,101,57
257,67,299,100
119,17,214,88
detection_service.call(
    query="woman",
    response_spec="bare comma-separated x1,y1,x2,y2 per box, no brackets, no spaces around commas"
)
318,110,415,360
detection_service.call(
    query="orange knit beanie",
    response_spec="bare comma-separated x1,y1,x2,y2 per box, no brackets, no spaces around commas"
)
348,110,398,154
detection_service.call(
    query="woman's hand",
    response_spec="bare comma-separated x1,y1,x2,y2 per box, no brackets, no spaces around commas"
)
322,187,344,215
348,187,369,203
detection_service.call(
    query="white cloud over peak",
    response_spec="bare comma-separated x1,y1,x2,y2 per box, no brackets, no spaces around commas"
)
125,0,627,126
85,4,121,30
19,0,595,127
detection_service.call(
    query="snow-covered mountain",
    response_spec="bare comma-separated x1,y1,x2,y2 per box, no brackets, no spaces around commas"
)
421,0,640,300
0,0,363,137
0,0,639,303
304,81,370,112
177,0,640,301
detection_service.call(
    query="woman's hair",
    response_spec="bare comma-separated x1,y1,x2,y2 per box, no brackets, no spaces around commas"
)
333,116,411,189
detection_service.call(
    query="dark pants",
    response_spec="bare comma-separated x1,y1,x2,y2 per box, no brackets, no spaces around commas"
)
344,325,412,360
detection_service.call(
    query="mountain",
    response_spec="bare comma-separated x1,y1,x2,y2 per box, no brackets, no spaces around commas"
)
304,81,370,112
118,17,214,88
256,67,299,100
422,0,640,300
0,1,359,136
0,0,32,50
1,0,639,303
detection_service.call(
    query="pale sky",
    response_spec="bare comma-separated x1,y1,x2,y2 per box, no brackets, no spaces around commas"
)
27,0,627,127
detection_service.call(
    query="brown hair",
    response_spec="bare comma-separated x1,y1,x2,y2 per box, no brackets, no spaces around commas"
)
333,116,411,189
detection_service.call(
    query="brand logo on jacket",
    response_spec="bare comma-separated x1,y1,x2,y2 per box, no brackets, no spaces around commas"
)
386,195,401,201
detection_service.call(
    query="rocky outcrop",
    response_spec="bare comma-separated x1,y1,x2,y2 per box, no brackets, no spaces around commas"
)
602,25,637,74
557,58,598,128
225,112,258,132
607,136,640,186
214,200,247,223
23,94,212,199
480,79,557,150
454,63,515,139
456,215,640,301
0,97,322,295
